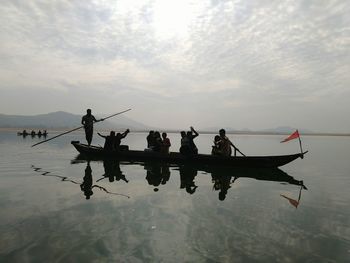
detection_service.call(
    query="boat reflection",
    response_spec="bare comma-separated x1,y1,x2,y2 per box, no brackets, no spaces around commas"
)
72,155,307,202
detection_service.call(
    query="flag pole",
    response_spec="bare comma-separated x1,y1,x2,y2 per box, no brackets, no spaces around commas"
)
297,129,304,157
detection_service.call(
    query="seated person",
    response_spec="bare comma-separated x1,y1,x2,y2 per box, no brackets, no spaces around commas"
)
146,131,155,149
98,131,116,151
211,135,222,155
180,131,191,155
114,129,130,150
219,129,232,156
152,131,163,152
161,132,171,154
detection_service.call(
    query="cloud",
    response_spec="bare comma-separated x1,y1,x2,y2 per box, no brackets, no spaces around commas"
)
0,0,349,132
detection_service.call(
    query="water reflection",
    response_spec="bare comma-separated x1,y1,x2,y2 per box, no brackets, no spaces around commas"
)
32,165,80,185
144,162,170,192
280,185,304,209
96,159,129,183
32,163,130,199
80,162,93,199
211,169,233,201
179,165,198,194
204,165,307,201
70,155,307,202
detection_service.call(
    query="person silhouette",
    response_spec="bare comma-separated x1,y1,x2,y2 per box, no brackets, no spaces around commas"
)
81,109,101,146
211,167,234,201
98,131,116,151
101,159,128,183
145,162,162,192
179,164,198,194
80,162,94,199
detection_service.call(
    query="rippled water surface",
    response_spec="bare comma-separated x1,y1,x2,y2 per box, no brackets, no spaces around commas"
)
0,131,349,262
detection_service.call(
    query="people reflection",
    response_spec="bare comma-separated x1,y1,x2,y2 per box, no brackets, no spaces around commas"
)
145,162,162,191
144,162,171,191
179,164,198,194
213,174,234,201
80,161,94,199
98,159,128,183
161,164,170,185
210,167,236,201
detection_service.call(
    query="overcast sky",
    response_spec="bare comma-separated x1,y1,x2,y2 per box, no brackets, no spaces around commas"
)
0,0,349,132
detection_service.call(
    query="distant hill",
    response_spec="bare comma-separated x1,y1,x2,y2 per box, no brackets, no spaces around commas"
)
0,111,151,131
259,126,313,134
201,126,313,134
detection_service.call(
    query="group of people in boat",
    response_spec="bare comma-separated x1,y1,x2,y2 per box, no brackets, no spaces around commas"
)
19,129,48,137
82,108,242,156
146,131,171,153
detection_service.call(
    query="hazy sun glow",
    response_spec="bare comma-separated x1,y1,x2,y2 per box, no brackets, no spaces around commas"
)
152,0,199,39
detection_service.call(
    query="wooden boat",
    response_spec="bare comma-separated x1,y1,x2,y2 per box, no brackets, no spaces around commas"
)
17,132,29,136
71,141,307,168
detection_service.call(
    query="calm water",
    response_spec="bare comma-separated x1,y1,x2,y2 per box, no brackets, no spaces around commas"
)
0,131,349,262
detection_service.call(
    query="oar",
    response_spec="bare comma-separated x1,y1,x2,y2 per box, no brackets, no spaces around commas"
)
31,108,131,147
230,142,246,156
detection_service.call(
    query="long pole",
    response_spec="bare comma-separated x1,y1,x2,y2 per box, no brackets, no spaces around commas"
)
229,142,246,156
31,109,131,147
298,136,304,159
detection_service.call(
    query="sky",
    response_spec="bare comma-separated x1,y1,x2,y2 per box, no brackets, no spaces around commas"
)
0,0,349,133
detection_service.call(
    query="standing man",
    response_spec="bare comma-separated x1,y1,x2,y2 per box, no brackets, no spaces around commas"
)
82,109,100,146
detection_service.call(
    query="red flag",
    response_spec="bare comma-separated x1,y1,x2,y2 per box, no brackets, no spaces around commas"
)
280,194,299,208
280,130,300,143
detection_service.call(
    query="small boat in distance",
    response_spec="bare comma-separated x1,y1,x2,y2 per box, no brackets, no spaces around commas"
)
17,130,48,137
71,141,307,168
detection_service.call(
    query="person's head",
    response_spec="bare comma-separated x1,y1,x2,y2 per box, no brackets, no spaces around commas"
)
219,129,226,137
116,132,121,138
149,130,154,135
85,190,93,199
110,131,115,136
187,131,192,137
214,135,221,142
87,109,92,115
219,191,226,201
180,131,186,138
154,131,161,138
162,132,167,139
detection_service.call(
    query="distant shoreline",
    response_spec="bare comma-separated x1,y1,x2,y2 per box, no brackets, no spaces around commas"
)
2,127,349,137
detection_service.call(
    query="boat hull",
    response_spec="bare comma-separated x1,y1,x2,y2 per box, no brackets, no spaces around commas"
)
71,141,306,168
